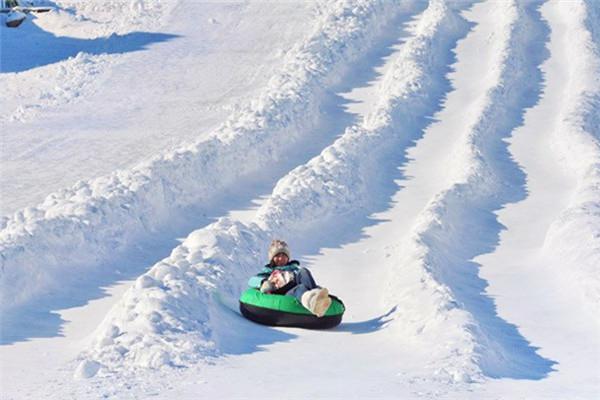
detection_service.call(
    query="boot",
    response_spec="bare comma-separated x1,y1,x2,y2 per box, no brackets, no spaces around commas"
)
301,288,332,317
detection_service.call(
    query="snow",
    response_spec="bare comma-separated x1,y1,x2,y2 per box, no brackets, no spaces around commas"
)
1,0,599,399
74,0,464,377
1,0,402,314
539,0,600,314
0,1,313,214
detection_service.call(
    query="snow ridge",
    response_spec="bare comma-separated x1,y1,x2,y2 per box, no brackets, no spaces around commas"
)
386,0,554,384
0,0,407,313
541,0,600,313
79,0,467,375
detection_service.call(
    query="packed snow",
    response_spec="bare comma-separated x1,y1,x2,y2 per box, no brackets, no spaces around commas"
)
1,0,599,399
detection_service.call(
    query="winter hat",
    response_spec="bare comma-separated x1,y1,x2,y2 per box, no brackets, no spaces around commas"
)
268,239,291,261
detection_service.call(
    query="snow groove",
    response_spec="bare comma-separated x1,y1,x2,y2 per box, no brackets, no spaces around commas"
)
79,0,469,375
540,0,600,313
385,0,554,383
0,0,412,313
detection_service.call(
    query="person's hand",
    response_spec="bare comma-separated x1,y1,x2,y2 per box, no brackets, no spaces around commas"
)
268,270,285,289
260,280,275,293
268,270,295,289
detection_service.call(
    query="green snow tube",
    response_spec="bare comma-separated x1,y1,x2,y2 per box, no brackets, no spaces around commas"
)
239,288,345,329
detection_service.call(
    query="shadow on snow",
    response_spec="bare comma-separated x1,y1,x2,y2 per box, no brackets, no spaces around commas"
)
334,307,397,335
212,292,298,355
0,15,177,73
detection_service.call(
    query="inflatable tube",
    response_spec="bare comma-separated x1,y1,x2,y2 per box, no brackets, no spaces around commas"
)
239,288,345,329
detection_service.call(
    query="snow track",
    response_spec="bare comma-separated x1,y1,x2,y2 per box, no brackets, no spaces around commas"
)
474,0,600,396
79,0,469,375
1,0,413,314
382,0,556,384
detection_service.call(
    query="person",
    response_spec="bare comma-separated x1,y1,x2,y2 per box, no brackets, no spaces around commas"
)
247,239,331,317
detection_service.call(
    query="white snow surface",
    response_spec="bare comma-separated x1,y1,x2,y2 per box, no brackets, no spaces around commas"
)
1,0,407,312
80,0,466,375
1,0,599,399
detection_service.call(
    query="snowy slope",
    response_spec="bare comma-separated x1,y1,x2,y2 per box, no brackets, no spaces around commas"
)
77,0,465,376
1,0,406,314
1,0,599,399
0,1,314,214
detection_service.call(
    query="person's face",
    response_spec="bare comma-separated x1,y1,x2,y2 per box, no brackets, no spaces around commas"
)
272,253,289,266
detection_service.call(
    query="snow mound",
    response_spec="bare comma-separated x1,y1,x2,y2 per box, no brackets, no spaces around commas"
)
80,0,469,375
80,219,264,372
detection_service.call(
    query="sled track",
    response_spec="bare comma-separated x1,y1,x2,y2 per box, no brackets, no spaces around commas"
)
466,1,600,397
380,0,600,392
381,0,557,384
0,0,417,317
78,0,472,375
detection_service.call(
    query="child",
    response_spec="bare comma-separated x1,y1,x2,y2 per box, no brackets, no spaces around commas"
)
247,239,331,317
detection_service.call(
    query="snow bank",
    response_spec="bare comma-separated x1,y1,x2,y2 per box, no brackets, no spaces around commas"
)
81,219,266,370
385,0,555,383
0,0,406,313
541,0,600,314
80,0,467,375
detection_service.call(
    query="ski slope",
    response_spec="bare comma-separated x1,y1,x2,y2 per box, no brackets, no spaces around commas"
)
1,0,599,399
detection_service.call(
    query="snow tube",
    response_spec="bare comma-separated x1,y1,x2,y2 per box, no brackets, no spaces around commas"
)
239,288,345,329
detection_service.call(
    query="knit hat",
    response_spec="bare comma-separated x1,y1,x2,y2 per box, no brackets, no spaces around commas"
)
268,239,291,261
